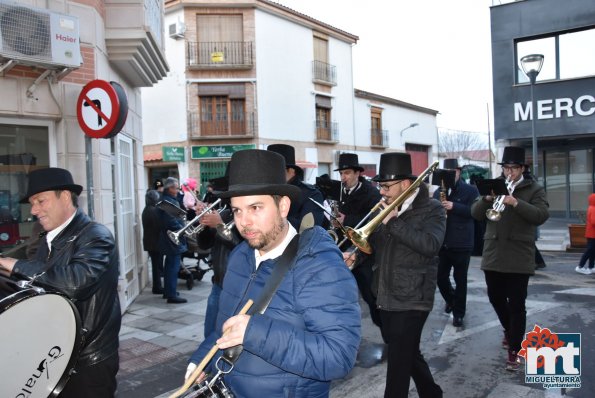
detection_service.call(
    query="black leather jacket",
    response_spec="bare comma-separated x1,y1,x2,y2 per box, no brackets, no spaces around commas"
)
14,209,121,367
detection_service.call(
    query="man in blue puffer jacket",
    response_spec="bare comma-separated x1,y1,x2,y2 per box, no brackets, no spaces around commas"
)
186,149,361,397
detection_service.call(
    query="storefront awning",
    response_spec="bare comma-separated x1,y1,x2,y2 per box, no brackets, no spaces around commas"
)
296,160,317,169
144,151,163,162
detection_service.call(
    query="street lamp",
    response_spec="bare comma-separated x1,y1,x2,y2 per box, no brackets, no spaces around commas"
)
399,122,419,138
520,53,544,180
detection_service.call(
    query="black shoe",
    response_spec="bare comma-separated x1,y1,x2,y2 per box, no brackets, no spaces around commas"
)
444,303,453,314
152,288,164,295
535,262,546,269
453,317,463,327
167,297,187,304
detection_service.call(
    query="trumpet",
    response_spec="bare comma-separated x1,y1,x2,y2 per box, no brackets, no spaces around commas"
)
216,220,236,242
345,161,439,254
167,199,222,245
486,176,515,222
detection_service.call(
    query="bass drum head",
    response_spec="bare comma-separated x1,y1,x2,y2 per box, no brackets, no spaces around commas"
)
0,292,81,398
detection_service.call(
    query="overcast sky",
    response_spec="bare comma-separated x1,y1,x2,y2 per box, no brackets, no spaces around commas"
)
275,0,495,136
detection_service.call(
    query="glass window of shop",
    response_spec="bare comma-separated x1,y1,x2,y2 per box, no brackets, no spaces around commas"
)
542,148,594,219
0,124,49,252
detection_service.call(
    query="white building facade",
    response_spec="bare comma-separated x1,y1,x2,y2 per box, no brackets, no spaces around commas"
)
143,0,439,192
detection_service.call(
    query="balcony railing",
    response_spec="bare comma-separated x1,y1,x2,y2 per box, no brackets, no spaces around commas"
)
314,121,338,143
187,41,253,69
371,128,389,148
312,60,337,85
188,112,255,139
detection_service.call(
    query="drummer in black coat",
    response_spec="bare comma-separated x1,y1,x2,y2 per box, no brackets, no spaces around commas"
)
267,144,325,230
432,158,479,327
334,153,384,335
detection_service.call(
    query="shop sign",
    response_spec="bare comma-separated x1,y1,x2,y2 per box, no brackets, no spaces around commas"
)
162,146,185,162
191,145,255,159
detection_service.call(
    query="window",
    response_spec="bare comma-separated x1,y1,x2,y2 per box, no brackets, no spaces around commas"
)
516,27,595,83
315,95,335,141
197,84,247,136
312,34,336,84
194,15,245,66
370,107,384,146
0,124,49,252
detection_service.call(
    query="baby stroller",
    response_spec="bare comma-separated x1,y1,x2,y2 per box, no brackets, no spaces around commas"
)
180,233,212,290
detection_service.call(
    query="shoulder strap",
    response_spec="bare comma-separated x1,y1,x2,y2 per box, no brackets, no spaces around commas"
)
223,234,300,364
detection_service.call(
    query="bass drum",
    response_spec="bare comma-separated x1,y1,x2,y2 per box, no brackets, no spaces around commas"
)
0,275,82,398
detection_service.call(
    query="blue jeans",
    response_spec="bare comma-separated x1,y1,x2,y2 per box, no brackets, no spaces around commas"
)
204,283,222,338
163,254,181,299
579,238,595,268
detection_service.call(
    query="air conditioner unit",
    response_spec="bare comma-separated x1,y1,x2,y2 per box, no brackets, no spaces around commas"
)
168,22,186,39
0,0,82,69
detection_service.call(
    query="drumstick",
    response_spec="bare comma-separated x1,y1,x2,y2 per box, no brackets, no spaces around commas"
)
168,299,253,398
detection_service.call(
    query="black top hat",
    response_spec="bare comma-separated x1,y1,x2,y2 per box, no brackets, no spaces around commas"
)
334,153,364,172
153,179,163,189
443,158,460,169
20,167,83,203
267,144,302,172
217,150,301,202
372,153,417,182
498,146,525,165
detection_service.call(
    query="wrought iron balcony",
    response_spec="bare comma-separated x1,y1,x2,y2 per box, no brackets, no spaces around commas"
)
187,41,253,69
312,60,337,86
370,128,389,148
188,112,255,139
314,121,338,143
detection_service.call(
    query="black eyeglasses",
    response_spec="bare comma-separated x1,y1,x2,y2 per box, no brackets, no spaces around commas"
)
502,165,521,171
379,180,403,191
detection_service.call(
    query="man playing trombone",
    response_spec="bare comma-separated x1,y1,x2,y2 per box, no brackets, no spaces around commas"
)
345,152,445,398
184,149,360,397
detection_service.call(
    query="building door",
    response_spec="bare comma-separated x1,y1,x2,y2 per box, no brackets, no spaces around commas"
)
114,134,139,308
405,144,429,176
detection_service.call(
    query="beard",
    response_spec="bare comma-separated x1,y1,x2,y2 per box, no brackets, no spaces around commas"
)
242,213,287,252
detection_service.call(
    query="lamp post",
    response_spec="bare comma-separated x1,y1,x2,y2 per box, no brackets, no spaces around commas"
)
399,122,419,139
520,54,544,180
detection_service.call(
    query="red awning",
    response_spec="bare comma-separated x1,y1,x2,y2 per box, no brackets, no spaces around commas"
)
144,151,163,162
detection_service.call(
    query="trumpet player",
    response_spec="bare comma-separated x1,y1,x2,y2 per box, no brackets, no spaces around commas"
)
157,177,188,304
471,146,549,371
347,152,445,398
432,159,479,328
267,144,325,229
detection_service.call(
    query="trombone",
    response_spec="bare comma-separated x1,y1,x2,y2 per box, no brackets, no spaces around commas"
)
308,198,348,243
345,161,439,254
336,198,385,248
167,198,222,245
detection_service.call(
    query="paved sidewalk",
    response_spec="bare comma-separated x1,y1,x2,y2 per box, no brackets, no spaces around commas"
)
116,252,595,398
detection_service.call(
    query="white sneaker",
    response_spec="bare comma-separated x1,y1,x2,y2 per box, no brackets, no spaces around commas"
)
576,266,592,275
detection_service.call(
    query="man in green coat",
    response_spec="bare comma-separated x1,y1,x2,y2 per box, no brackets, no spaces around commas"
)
471,146,549,371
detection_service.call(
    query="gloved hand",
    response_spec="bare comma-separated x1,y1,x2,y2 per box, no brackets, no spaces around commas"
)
185,363,197,381
397,188,419,217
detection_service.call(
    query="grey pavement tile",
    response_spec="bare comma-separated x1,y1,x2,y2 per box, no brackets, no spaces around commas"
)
119,326,161,341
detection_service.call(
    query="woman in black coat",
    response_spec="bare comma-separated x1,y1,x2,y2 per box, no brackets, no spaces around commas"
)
142,189,164,294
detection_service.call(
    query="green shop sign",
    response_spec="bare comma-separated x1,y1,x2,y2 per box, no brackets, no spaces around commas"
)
191,144,255,159
162,146,185,162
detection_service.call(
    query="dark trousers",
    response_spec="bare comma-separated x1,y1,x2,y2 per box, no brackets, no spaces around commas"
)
437,249,470,318
379,310,442,398
484,270,530,353
58,353,119,398
164,253,181,299
149,250,164,290
535,245,545,266
579,238,595,268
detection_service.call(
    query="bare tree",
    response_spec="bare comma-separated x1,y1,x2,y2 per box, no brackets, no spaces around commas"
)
438,128,486,158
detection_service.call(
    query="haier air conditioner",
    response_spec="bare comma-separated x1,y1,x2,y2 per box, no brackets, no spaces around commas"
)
168,21,186,39
0,0,82,69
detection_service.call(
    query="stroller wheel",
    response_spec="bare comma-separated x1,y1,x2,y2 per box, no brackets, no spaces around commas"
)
186,277,194,290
